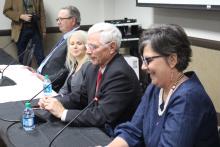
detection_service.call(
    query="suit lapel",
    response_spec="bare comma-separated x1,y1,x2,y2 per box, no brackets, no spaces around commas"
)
99,53,120,88
32,0,37,11
18,0,25,13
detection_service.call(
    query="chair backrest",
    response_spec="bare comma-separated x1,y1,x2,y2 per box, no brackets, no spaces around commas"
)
22,41,34,66
217,127,220,144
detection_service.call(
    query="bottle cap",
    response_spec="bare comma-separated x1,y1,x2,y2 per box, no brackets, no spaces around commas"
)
45,74,49,79
25,102,31,108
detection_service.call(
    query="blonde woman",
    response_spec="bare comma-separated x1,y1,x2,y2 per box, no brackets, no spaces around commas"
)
38,30,91,119
58,30,90,96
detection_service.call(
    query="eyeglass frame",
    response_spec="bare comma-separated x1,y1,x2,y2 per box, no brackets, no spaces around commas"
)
85,41,112,51
56,16,73,22
141,55,164,65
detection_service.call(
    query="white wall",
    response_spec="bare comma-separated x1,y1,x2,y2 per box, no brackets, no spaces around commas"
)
103,0,115,20
0,0,11,29
109,0,220,41
113,0,154,28
42,0,105,26
153,8,220,41
0,0,105,29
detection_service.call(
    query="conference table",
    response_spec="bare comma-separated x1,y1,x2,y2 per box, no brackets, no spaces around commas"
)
0,49,112,147
0,100,112,147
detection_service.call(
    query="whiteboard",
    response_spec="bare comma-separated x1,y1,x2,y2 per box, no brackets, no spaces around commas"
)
137,0,220,10
137,0,220,5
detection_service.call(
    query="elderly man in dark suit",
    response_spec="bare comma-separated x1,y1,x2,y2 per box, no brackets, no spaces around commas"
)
38,22,141,136
3,0,46,65
36,6,81,91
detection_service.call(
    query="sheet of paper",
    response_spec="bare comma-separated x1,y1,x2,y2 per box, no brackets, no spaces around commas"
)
0,65,57,103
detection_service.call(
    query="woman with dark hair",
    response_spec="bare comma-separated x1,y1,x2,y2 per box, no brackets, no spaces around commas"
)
106,24,220,147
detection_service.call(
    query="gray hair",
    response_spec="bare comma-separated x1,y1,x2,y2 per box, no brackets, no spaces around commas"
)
139,24,192,71
61,6,81,25
88,22,122,51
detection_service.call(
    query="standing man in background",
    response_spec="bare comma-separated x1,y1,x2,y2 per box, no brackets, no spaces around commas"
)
35,6,81,92
3,0,46,66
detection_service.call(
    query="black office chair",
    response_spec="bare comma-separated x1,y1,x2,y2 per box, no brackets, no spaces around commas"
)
218,127,220,139
217,112,220,141
22,41,35,66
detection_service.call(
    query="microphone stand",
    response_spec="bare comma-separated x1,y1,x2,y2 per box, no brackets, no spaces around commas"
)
49,97,98,147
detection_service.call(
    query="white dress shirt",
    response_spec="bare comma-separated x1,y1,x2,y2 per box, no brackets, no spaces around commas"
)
37,26,80,74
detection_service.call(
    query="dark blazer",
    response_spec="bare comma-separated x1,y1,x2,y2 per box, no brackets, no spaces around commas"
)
39,27,80,92
40,40,69,92
59,53,141,132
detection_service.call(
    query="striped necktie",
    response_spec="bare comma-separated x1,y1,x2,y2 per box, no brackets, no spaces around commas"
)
95,69,102,95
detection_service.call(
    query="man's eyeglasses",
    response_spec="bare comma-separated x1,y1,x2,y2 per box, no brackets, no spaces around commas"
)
85,42,112,51
141,55,163,65
56,16,73,22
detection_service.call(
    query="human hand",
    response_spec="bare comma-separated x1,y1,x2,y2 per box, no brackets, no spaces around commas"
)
38,96,47,109
20,14,32,22
38,97,64,118
34,73,44,81
23,65,36,73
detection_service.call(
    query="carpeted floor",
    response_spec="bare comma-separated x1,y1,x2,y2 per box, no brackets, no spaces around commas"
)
0,48,19,65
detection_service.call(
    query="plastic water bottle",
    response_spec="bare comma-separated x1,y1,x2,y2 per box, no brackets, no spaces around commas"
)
43,74,52,96
22,102,35,131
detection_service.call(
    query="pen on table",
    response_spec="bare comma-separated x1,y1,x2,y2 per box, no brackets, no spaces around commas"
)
32,107,41,110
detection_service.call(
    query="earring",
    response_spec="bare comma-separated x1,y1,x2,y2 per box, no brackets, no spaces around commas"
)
170,69,174,83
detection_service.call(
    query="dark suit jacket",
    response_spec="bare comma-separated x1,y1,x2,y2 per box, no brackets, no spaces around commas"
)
39,27,80,92
40,40,69,92
58,53,141,132
3,0,46,42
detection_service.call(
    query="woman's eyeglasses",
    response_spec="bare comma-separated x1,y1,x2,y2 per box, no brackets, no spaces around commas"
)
141,55,163,65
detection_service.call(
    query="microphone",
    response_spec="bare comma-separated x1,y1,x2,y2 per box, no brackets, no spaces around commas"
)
49,97,99,147
0,40,33,87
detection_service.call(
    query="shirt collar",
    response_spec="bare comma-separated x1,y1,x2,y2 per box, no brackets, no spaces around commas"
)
63,26,80,39
99,66,106,74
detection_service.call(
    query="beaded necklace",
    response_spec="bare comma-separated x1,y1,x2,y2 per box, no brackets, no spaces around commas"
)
158,74,185,116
